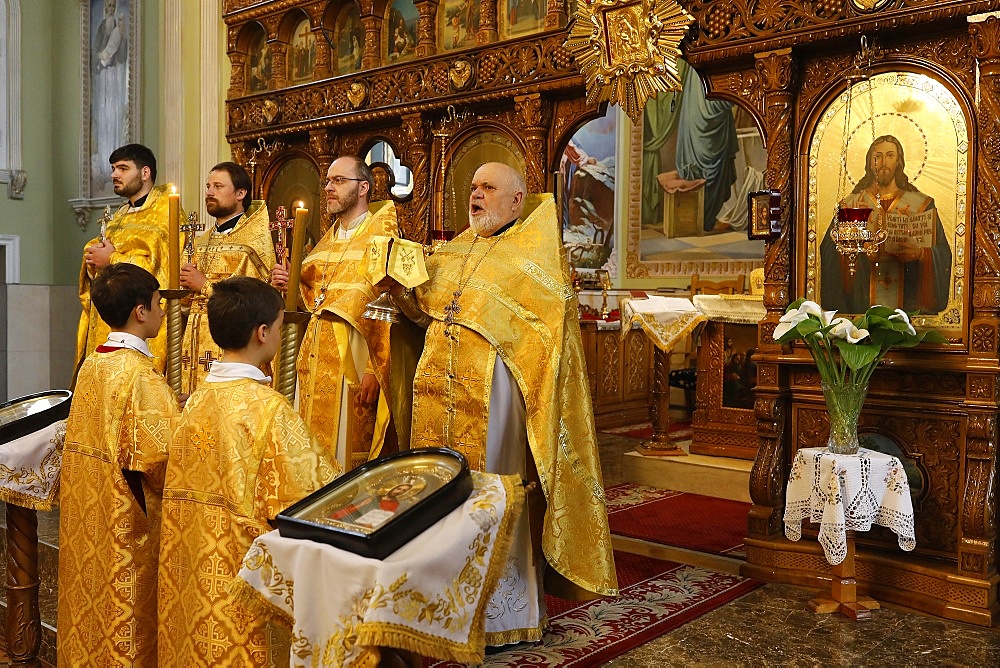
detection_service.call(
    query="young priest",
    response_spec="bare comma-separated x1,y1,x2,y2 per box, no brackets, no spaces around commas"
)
157,276,340,666
58,263,179,666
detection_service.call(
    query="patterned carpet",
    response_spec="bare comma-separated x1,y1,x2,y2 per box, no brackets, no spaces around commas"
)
427,552,761,667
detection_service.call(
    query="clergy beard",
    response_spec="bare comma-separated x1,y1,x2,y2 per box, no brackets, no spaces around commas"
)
205,198,238,219
328,182,360,217
468,208,505,236
113,172,143,199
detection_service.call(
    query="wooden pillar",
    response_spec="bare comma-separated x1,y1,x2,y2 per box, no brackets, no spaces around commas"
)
415,0,439,58
361,15,382,70
269,42,288,90
401,113,432,242
478,0,499,45
5,505,40,667
748,48,796,540
514,93,547,193
313,27,332,79
959,15,1000,579
227,52,247,98
544,0,568,30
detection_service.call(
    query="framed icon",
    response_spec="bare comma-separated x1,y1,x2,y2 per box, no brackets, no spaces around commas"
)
747,189,781,240
276,447,473,559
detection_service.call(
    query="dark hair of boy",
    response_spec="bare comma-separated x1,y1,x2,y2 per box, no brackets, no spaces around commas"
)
90,263,160,328
109,143,158,182
209,161,253,211
207,277,283,350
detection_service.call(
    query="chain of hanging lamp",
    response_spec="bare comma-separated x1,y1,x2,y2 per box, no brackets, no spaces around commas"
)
830,35,888,276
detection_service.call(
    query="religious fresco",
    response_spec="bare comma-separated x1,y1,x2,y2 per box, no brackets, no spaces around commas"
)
385,0,419,64
808,71,968,331
88,0,133,197
288,17,316,84
560,113,617,273
628,59,766,279
499,0,547,39
439,0,480,52
333,4,364,75
247,29,271,93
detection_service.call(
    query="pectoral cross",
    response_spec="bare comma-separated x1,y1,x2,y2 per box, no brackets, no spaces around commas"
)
97,205,113,243
269,206,293,264
199,351,216,372
180,212,204,265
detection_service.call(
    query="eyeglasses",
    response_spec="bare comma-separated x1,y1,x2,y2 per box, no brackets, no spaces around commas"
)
324,176,365,187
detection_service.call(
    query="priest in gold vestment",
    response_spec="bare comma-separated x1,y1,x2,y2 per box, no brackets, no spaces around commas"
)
75,144,182,378
179,162,273,393
59,263,178,666
398,163,618,645
158,277,339,666
272,156,399,470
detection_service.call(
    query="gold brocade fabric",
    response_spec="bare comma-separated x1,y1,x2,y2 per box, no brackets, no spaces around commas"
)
297,201,398,464
180,201,274,393
58,349,178,667
75,184,182,376
411,194,618,597
158,379,339,667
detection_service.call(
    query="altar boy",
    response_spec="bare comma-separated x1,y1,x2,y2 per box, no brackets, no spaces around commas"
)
58,263,179,666
157,277,339,665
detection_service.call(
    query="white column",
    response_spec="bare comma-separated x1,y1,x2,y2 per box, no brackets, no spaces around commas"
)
163,0,183,187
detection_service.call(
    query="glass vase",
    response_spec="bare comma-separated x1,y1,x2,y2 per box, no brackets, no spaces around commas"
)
821,381,868,455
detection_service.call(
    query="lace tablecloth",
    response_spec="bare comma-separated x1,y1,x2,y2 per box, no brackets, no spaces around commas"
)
232,471,524,666
0,419,64,511
619,296,706,352
784,447,915,565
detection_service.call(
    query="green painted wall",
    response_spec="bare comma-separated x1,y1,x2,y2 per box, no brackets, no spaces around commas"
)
0,0,56,286
4,1,217,287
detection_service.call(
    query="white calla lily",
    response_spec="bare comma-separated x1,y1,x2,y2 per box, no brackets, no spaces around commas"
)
827,318,853,339
773,320,795,339
798,300,823,318
889,308,916,335
845,324,870,344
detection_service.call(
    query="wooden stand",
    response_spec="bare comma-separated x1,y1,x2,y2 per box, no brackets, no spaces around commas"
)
5,504,41,667
807,530,880,621
636,346,687,457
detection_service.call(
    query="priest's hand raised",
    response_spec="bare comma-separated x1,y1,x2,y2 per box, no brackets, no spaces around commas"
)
179,263,207,292
85,240,115,269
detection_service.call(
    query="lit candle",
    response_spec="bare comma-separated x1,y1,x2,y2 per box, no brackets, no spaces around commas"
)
286,202,309,311
168,186,180,289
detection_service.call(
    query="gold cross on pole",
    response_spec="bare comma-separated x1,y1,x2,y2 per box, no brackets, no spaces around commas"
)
97,205,113,242
198,351,216,372
180,212,204,265
269,206,294,264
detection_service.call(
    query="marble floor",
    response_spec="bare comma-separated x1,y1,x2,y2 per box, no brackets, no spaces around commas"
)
598,432,1000,667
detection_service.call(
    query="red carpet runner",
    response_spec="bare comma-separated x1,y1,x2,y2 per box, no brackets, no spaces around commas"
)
606,483,750,557
427,551,760,667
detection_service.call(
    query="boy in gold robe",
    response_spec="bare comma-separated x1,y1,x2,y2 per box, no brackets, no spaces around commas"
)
158,277,339,666
75,143,184,378
271,156,399,470
58,263,179,666
179,162,273,393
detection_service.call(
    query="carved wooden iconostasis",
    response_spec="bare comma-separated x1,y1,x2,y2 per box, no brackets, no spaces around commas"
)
678,0,1000,626
222,0,589,251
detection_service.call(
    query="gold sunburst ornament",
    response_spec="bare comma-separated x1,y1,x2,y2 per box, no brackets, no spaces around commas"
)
565,0,692,124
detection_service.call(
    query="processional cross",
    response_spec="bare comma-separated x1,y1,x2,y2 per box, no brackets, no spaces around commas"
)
180,212,204,265
270,206,294,264
97,205,113,242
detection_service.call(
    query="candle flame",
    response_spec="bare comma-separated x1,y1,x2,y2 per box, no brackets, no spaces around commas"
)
170,185,177,195
296,201,305,210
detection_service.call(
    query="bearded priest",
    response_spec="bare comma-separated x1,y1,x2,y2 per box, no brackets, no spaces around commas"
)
393,161,618,647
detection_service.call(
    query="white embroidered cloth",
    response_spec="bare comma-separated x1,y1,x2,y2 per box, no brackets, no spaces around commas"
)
784,447,915,565
0,419,64,511
692,294,766,325
233,471,523,666
619,296,706,352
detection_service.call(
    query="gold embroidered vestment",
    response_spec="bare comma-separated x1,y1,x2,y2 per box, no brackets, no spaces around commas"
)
58,348,178,666
158,378,339,666
297,200,398,467
410,194,618,597
75,184,181,375
180,200,274,393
